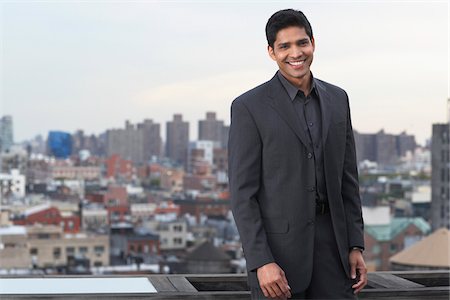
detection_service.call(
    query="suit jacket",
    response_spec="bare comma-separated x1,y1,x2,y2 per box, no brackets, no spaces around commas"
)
228,73,364,292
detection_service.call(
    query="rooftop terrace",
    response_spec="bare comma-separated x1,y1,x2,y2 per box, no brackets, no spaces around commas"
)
0,271,448,299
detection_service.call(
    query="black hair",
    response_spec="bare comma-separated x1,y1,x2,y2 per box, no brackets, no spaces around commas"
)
265,9,313,48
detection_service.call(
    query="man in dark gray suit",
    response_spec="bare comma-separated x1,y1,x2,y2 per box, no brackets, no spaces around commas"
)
228,9,367,299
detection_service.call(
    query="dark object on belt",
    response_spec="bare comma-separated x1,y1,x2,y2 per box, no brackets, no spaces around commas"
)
316,202,330,214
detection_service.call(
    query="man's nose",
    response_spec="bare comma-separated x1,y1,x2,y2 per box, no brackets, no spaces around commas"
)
291,46,303,58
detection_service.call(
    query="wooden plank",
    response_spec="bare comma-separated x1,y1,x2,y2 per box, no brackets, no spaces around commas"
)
368,272,424,289
168,276,197,292
148,276,176,292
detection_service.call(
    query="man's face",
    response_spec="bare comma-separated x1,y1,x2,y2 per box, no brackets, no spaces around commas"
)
268,26,315,86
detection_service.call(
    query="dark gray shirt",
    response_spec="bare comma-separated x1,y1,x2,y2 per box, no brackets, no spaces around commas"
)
277,71,328,204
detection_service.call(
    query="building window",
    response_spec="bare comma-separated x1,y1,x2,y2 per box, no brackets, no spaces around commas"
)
53,247,61,259
173,238,182,245
79,247,88,255
372,244,380,255
30,248,38,255
66,247,75,255
137,245,143,253
144,245,149,253
374,258,381,268
94,246,105,255
94,261,103,267
130,245,135,252
390,243,397,253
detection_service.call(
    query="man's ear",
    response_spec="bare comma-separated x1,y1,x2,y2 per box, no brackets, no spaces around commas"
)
268,45,276,61
311,37,315,51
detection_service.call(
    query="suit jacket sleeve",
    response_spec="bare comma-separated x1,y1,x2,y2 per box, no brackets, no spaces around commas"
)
342,92,365,250
228,99,275,272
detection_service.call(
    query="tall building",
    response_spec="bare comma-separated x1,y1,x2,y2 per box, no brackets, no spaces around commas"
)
431,123,450,230
166,114,189,168
0,115,14,152
354,129,416,166
139,119,162,161
199,112,226,148
47,131,72,159
106,119,161,164
376,130,398,166
221,125,230,150
397,131,417,157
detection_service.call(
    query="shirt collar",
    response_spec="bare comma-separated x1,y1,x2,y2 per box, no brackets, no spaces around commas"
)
277,71,316,101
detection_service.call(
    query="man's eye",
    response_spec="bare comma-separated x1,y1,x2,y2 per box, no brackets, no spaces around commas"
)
279,45,288,49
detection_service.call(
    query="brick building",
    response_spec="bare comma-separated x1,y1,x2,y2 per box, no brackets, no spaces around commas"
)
13,204,80,233
364,217,431,271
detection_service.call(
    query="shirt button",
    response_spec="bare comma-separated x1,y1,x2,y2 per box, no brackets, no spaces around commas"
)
308,122,314,127
307,153,313,159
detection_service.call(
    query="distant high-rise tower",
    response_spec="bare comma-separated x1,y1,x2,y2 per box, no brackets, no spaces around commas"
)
431,122,450,230
354,129,416,165
198,112,226,148
106,119,161,164
166,114,189,168
47,131,72,159
0,115,14,152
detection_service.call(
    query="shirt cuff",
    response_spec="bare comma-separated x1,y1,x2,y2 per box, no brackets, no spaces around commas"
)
350,246,364,253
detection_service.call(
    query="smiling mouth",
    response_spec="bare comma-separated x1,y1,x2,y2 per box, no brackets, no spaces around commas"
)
287,60,306,66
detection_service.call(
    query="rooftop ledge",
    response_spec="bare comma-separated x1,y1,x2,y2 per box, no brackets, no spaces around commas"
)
0,271,449,299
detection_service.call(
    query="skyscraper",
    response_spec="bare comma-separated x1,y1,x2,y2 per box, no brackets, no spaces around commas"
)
198,112,226,148
354,129,416,166
431,122,450,230
106,119,161,164
0,115,14,152
166,114,189,168
47,131,72,159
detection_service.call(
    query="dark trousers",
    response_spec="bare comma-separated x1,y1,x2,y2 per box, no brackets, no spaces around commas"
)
251,213,357,299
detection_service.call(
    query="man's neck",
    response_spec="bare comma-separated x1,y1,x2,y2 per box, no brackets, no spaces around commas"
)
280,71,312,96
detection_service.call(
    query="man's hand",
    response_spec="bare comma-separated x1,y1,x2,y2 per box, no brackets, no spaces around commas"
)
257,262,291,299
349,249,368,294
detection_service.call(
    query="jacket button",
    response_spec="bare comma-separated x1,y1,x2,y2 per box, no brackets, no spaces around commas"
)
307,220,315,226
307,153,313,159
308,187,316,192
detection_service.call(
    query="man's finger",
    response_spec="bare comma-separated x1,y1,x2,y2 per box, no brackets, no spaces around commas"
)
270,282,285,298
265,285,278,298
279,274,291,297
260,286,269,298
350,264,357,279
276,280,291,298
352,273,367,294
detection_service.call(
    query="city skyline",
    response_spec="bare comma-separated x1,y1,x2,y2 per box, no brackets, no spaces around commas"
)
1,1,448,145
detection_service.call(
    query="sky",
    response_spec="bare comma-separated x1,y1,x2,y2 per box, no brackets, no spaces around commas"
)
1,1,449,146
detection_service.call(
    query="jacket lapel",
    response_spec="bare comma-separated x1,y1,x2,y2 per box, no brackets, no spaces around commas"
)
265,75,312,150
314,79,332,145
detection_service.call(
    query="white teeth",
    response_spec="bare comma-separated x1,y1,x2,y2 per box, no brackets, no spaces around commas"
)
289,60,305,66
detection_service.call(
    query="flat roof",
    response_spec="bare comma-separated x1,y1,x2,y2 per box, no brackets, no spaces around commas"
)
0,277,157,294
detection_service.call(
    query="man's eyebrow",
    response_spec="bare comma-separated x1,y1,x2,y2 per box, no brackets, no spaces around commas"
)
296,38,309,43
277,38,309,47
277,42,290,47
